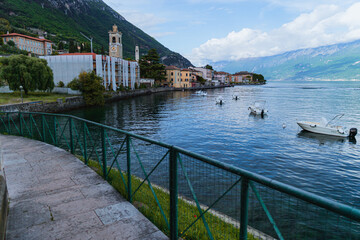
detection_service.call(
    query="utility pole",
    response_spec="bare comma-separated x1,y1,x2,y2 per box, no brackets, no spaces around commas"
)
80,32,93,53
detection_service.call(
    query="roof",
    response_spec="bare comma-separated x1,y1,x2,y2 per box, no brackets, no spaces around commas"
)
1,33,52,42
165,65,180,70
181,68,191,71
214,71,229,75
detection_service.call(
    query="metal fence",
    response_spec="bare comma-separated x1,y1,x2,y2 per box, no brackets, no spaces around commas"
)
1,111,359,240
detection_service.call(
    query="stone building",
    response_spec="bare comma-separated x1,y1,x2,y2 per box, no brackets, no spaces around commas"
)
1,33,52,55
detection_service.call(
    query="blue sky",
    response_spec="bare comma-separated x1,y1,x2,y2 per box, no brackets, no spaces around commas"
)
103,0,360,66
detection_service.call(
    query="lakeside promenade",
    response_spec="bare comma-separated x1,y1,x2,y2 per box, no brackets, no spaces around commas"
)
0,134,168,240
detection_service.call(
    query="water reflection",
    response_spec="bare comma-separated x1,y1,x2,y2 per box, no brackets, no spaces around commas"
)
297,130,347,145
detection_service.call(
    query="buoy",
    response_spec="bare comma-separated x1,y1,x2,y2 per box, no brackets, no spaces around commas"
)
282,123,286,129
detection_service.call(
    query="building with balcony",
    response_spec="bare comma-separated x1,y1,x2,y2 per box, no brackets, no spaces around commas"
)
1,33,52,55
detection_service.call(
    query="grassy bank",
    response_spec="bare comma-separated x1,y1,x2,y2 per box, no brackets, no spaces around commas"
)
80,157,257,240
0,92,79,105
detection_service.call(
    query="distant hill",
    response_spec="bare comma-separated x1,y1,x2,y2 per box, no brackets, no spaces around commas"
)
0,0,193,68
212,40,360,80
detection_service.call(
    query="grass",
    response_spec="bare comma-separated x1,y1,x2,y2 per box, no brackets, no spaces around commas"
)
79,156,258,240
0,92,79,105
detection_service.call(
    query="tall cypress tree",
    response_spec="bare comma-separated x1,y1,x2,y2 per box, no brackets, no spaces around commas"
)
139,48,165,81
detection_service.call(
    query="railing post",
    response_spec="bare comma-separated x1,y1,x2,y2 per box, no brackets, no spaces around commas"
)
42,115,46,142
101,128,107,180
7,113,10,135
29,113,33,138
19,112,23,136
54,116,57,146
126,135,132,202
169,148,178,240
240,177,249,240
83,122,87,165
69,117,74,154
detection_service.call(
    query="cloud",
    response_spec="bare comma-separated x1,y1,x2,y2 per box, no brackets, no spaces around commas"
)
119,10,167,29
189,3,360,66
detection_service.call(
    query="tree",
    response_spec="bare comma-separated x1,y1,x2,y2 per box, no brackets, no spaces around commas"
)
58,41,64,50
196,76,206,85
77,71,105,106
0,55,54,94
69,40,77,53
205,64,213,70
7,40,15,47
139,48,165,81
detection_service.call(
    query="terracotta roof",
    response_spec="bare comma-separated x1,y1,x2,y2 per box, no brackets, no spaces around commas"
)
165,65,180,70
181,68,191,71
1,33,52,42
214,71,229,75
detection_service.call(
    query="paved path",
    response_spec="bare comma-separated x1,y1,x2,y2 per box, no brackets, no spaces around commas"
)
0,134,168,240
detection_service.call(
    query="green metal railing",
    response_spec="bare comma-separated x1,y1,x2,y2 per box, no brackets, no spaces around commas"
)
1,111,360,239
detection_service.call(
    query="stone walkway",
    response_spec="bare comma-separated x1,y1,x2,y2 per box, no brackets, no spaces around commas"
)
0,134,168,240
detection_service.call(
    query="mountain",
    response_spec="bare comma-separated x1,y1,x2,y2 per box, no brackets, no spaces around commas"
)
0,0,193,68
212,40,360,80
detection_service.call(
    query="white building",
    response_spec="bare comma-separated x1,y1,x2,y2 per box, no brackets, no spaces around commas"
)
41,53,140,91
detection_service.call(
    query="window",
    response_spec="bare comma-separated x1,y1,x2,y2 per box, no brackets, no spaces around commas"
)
112,37,116,43
186,73,188,76
171,72,173,76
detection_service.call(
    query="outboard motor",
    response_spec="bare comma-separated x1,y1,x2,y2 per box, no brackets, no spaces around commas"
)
261,109,265,118
220,100,223,105
349,128,357,139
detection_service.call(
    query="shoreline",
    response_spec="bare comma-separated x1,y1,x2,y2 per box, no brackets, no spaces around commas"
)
0,83,265,113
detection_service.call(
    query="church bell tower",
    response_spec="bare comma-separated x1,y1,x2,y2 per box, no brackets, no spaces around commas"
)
109,24,123,58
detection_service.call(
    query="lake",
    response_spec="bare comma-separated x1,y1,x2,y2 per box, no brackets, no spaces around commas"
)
65,80,360,209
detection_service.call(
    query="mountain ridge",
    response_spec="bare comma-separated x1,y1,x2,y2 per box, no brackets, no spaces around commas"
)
0,0,193,68
212,40,360,80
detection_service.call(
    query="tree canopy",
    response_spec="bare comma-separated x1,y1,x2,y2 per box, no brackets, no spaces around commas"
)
0,55,54,94
139,48,166,81
77,71,105,106
204,64,213,70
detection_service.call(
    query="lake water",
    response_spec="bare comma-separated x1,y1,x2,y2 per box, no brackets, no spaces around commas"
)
65,80,360,208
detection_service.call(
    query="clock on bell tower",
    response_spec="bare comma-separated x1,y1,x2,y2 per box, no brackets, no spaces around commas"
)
109,24,123,58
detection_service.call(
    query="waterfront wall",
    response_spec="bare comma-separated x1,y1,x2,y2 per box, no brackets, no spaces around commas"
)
0,85,231,113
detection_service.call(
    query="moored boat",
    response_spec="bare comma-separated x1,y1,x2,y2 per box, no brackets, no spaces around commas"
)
297,114,357,138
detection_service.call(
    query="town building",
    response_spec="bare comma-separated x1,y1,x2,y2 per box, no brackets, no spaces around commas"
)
189,67,214,85
231,71,253,83
165,65,181,87
41,53,140,90
180,68,192,88
214,71,230,84
1,33,52,55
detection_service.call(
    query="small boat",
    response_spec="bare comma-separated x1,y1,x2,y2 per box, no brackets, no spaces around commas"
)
195,90,207,96
233,91,240,100
216,96,224,105
297,114,357,138
248,100,268,116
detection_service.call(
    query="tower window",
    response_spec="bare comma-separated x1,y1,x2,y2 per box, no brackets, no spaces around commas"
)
112,37,116,43
119,37,121,43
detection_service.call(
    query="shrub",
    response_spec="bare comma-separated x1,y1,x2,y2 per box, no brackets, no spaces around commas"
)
67,78,80,90
57,81,65,87
78,71,105,106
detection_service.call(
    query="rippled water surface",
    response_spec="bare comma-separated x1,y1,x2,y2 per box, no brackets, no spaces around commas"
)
65,81,360,207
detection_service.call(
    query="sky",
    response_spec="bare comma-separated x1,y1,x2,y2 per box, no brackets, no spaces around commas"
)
103,0,360,66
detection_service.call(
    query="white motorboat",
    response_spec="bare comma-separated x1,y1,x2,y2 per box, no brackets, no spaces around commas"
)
248,100,268,116
233,90,240,100
297,114,357,138
216,96,225,105
195,90,207,96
